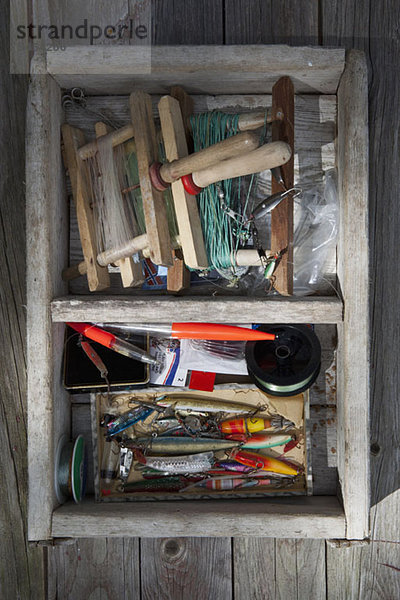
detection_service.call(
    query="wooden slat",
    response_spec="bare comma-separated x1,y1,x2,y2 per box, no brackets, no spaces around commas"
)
158,94,208,271
61,124,110,291
336,50,369,540
0,20,46,595
26,53,71,542
225,0,319,45
276,539,326,599
130,91,173,266
47,538,140,599
141,538,232,600
46,46,345,95
152,0,224,44
51,295,344,323
270,76,295,296
233,539,276,599
234,539,326,600
52,497,346,539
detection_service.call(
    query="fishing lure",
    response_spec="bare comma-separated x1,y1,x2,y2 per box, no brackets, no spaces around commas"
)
128,436,241,455
182,476,260,492
252,188,302,220
214,459,254,473
119,447,134,482
181,473,291,492
122,476,191,493
227,432,294,450
232,450,299,476
155,395,260,415
102,406,154,438
219,415,294,435
136,451,215,474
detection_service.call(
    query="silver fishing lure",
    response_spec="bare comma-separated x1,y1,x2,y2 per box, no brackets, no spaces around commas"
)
119,447,134,482
253,188,302,220
142,451,214,474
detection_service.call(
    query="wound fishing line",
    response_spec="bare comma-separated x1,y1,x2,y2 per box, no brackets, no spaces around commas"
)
245,324,321,396
189,111,268,281
55,435,87,504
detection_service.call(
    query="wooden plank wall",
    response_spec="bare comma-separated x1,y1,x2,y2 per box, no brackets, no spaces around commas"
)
0,1,46,599
2,0,399,598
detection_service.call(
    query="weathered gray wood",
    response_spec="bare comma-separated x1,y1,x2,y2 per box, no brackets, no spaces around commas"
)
47,538,140,599
33,0,131,47
0,4,46,594
235,539,326,600
141,538,232,600
336,50,369,540
276,539,326,600
310,405,338,496
26,52,71,541
233,539,276,599
46,46,345,95
323,0,400,594
52,497,346,539
152,0,224,44
225,0,319,45
51,295,343,323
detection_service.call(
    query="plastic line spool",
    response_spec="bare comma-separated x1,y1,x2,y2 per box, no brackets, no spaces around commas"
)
55,435,87,504
245,324,321,397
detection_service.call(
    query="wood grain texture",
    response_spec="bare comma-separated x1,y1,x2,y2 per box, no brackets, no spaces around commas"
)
151,0,223,45
234,539,326,600
336,50,369,540
158,93,208,271
322,0,400,594
130,91,173,266
225,0,319,45
50,295,344,323
51,497,346,539
61,124,110,291
46,46,345,95
141,538,232,600
0,5,46,595
47,538,140,600
26,53,71,541
270,76,294,295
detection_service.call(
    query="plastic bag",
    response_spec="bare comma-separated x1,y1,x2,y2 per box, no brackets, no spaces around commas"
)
293,169,339,296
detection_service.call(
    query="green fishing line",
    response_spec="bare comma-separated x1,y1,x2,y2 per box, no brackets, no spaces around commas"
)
190,111,265,279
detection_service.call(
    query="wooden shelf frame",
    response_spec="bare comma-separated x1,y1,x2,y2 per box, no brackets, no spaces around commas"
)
26,45,369,542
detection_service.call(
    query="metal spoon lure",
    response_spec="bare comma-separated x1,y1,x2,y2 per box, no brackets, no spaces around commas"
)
252,188,302,220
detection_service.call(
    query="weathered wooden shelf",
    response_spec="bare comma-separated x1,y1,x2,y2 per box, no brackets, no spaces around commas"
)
26,45,369,542
51,295,344,324
52,497,346,539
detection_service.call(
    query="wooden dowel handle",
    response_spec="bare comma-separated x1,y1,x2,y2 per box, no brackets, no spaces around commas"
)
237,108,284,131
78,124,134,160
77,109,282,162
62,261,88,281
234,249,271,266
192,141,292,189
159,131,259,184
96,233,149,267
